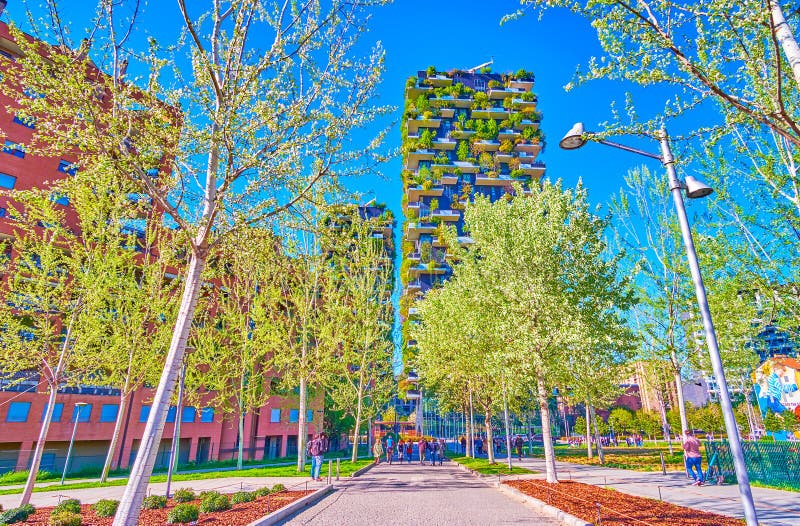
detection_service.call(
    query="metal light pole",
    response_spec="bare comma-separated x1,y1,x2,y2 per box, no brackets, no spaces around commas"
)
560,123,758,526
62,402,88,485
165,359,187,498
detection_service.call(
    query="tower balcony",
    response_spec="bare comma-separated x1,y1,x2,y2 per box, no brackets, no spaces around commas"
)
451,98,473,108
450,129,475,140
517,118,540,130
476,174,518,186
407,117,441,135
439,108,455,119
514,141,542,155
432,138,457,150
520,161,546,177
453,160,479,173
495,151,514,163
498,129,521,140
488,87,525,99
509,79,534,91
471,108,510,120
409,263,448,276
427,74,452,87
407,185,444,201
405,149,435,170
512,97,537,110
431,209,460,221
472,140,500,152
406,280,423,294
406,83,433,99
405,221,437,241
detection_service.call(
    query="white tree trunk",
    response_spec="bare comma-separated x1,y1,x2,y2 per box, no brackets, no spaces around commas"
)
19,319,73,506
771,0,800,88
657,393,674,454
100,391,129,483
468,391,475,458
503,384,513,470
585,404,593,459
297,377,307,472
351,384,364,463
589,404,605,465
485,407,495,464
536,371,558,483
671,359,689,436
113,252,206,526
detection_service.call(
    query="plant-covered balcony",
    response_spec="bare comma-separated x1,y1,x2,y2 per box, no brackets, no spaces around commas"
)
472,139,500,151
432,137,457,150
407,184,444,201
520,161,546,177
471,107,510,119
405,221,437,241
407,116,441,135
439,107,455,118
427,74,452,87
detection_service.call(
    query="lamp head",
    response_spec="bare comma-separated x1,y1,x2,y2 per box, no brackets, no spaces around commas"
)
684,175,714,198
559,122,587,150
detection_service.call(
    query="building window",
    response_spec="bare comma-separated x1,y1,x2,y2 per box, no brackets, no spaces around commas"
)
42,403,64,422
6,401,31,422
13,115,35,129
0,49,14,60
181,406,196,423
51,194,70,206
0,207,6,218
3,141,25,158
139,405,151,422
100,404,119,423
270,409,281,423
307,410,314,422
200,407,214,423
289,409,299,423
71,403,92,423
0,173,17,189
166,406,176,423
57,160,77,176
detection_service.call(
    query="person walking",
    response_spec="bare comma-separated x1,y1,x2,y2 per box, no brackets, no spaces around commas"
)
372,439,384,465
514,435,524,460
438,438,445,465
428,439,438,467
405,441,413,464
307,434,325,482
386,434,394,464
682,430,705,486
419,437,427,465
397,439,404,463
460,435,466,454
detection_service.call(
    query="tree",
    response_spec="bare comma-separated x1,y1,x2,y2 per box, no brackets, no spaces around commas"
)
5,1,392,522
608,407,635,435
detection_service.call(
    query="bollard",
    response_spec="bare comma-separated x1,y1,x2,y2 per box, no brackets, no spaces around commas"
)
658,486,662,501
336,458,341,480
327,460,332,484
660,451,667,475
596,502,602,525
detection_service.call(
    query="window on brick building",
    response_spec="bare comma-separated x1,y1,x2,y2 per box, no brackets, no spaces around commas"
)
289,409,299,423
200,407,214,423
307,410,313,422
139,405,151,422
13,115,35,129
181,406,196,423
100,404,119,422
57,160,77,175
270,409,280,423
166,405,177,423
51,193,70,206
0,173,17,189
71,403,92,422
6,402,31,422
3,141,25,158
42,402,64,422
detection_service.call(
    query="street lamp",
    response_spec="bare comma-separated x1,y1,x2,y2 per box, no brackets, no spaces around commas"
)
560,123,758,526
62,402,88,485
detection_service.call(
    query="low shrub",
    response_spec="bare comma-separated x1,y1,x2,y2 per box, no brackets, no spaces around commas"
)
172,488,196,503
91,499,119,518
51,499,81,515
199,491,231,513
167,503,199,524
141,494,167,510
254,486,271,497
271,483,285,493
0,503,36,524
231,491,255,504
49,511,82,526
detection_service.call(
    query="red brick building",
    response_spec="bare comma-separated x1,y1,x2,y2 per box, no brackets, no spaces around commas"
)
0,17,322,475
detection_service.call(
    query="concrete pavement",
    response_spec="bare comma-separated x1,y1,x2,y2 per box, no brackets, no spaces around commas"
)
506,455,800,526
279,460,563,526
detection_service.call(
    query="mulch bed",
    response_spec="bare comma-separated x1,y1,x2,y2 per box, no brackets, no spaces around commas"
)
505,479,744,526
21,491,312,525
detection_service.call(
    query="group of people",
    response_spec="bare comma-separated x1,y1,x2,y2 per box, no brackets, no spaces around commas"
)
373,435,447,466
458,435,526,459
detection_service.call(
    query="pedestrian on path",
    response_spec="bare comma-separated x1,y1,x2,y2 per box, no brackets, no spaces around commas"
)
429,439,438,466
307,433,326,482
460,435,466,454
419,438,427,465
386,434,394,464
438,438,445,465
682,430,705,486
405,441,413,464
514,435,524,460
373,440,384,465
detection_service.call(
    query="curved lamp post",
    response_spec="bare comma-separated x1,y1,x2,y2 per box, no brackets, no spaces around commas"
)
560,123,758,526
62,402,88,485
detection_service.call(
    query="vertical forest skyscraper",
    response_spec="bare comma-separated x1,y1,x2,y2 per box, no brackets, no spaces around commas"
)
399,66,546,370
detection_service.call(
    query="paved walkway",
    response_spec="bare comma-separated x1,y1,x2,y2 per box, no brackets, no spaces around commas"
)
506,455,800,526
280,461,562,526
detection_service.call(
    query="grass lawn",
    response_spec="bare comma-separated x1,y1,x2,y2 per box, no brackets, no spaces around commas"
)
527,445,688,472
449,454,535,476
0,459,373,496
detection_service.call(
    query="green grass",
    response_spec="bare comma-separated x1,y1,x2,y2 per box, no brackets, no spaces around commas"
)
526,445,687,472
0,459,373,496
449,454,535,476
750,481,800,493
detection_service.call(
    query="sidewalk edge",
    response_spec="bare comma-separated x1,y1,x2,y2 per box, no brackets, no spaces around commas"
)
246,485,334,526
495,483,592,526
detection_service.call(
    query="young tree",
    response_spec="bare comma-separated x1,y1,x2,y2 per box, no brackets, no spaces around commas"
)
5,1,392,522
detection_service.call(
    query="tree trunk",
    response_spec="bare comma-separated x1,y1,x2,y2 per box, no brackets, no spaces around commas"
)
503,383,513,470
113,251,206,526
657,393,674,454
468,390,475,458
671,352,689,436
101,389,129,483
585,404,593,459
485,407,495,464
18,317,73,506
589,404,605,465
535,369,558,483
351,383,364,463
297,377,307,472
771,0,800,88
237,410,245,471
